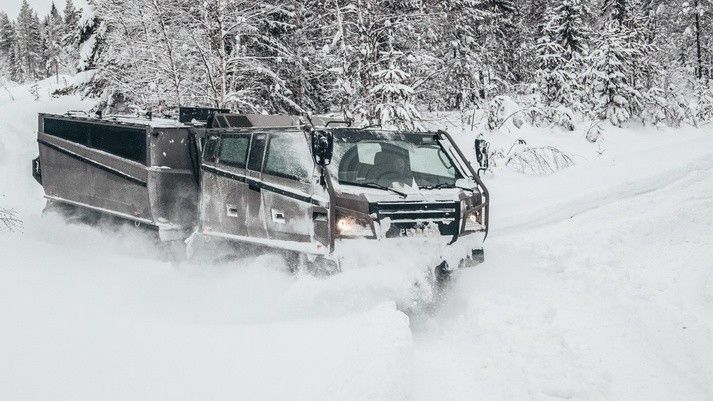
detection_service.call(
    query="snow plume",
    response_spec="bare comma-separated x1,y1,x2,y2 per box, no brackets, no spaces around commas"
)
0,82,422,400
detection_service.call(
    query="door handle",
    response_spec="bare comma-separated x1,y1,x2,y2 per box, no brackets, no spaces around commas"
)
226,204,239,217
271,209,285,224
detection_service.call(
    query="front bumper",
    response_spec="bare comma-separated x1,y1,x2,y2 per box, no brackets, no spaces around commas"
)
327,230,485,271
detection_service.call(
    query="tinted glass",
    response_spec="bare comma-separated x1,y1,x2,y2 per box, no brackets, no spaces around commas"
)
219,136,250,168
43,118,90,146
42,117,147,164
329,131,461,188
224,115,251,127
264,134,313,180
203,135,220,163
89,124,146,163
247,133,267,171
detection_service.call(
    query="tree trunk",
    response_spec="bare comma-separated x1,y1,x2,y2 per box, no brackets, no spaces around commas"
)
694,0,703,80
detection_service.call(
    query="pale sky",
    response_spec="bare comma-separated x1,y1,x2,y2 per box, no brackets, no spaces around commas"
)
0,0,87,19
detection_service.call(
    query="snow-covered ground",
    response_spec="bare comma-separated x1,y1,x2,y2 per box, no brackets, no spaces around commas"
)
2,79,713,401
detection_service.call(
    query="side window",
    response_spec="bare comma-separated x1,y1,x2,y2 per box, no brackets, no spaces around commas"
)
264,134,313,181
42,118,90,146
203,135,220,163
219,135,250,168
247,133,267,171
43,118,146,164
89,124,147,164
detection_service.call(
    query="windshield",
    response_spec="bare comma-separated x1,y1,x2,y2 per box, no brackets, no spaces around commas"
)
328,130,462,189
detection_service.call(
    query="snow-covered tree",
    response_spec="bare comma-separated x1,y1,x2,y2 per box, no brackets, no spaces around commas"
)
61,0,80,71
0,11,15,74
602,0,630,26
437,0,489,110
370,48,421,130
695,82,713,122
590,22,641,126
535,8,569,105
554,0,590,62
44,3,64,81
15,0,44,81
478,0,520,93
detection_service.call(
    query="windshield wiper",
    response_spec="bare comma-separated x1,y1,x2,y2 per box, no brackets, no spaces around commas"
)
419,183,475,192
340,181,408,198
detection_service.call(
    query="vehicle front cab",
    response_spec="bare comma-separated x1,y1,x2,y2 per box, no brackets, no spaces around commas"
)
313,128,489,271
197,123,488,272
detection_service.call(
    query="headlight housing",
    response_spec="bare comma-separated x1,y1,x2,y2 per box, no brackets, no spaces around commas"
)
335,210,374,237
463,208,485,232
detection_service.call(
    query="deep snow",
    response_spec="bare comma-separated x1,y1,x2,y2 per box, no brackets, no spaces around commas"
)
1,79,713,401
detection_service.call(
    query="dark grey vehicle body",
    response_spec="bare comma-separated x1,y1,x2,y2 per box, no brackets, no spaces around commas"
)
33,111,489,269
34,114,199,240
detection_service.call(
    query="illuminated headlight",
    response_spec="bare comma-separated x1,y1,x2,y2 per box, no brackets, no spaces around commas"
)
464,209,485,231
336,215,374,237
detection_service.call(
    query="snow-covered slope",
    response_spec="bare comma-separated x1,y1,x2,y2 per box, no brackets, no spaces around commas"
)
1,80,712,401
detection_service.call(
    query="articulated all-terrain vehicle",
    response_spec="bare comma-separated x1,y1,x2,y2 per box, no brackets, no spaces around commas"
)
32,107,490,272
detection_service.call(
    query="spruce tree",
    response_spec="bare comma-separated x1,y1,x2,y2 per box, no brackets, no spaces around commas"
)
370,48,421,130
602,0,630,26
553,0,590,62
9,44,22,82
0,12,13,57
535,7,568,105
45,3,64,81
61,0,80,71
0,12,15,77
592,22,640,126
15,0,44,81
440,0,488,110
478,0,520,92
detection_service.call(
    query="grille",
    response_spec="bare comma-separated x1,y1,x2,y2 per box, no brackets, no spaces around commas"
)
370,201,460,238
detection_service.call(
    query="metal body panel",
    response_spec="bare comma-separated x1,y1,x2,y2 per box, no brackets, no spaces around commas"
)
38,134,151,221
200,163,248,237
261,172,314,243
148,127,194,169
37,114,199,233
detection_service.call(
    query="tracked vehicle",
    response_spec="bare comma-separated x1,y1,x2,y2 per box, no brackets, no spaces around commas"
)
32,107,490,271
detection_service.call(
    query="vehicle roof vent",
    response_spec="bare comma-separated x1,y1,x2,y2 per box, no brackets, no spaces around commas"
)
211,113,300,129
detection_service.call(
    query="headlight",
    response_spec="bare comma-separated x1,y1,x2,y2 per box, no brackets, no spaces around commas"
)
463,209,485,232
335,214,374,237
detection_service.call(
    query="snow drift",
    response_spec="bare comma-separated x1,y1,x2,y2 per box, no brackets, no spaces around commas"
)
2,79,713,401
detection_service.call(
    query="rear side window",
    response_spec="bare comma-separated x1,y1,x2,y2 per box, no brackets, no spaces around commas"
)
247,133,267,171
89,124,146,164
219,136,250,168
42,117,147,164
43,118,90,146
264,134,313,181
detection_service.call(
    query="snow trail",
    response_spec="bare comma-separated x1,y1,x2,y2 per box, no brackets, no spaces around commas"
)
2,80,713,401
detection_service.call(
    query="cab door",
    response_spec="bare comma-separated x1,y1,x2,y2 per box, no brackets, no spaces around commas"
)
200,133,250,237
245,133,269,238
261,132,316,244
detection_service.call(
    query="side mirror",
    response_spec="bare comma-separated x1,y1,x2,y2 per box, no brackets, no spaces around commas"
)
474,139,490,173
312,130,334,166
